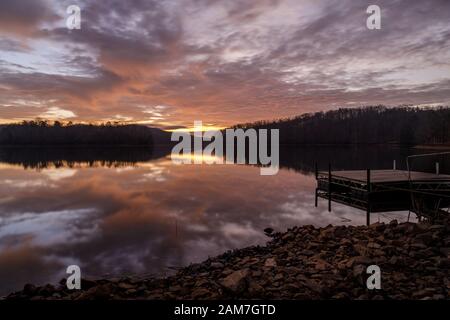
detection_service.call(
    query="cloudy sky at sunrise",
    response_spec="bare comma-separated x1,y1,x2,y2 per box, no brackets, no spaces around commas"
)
0,0,449,129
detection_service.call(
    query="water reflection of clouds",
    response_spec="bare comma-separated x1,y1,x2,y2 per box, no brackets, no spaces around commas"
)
0,157,413,295
2,179,51,188
41,168,77,181
0,209,98,248
220,222,264,246
0,168,78,190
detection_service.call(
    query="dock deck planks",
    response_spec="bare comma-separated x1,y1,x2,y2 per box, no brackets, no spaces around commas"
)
318,169,450,184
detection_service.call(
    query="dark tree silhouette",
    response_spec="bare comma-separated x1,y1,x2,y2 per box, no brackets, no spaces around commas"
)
235,106,450,146
0,122,156,145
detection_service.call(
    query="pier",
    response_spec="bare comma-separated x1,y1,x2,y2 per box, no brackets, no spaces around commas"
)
315,166,450,225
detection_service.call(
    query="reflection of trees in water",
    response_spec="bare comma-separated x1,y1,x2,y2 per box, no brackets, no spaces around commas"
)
0,146,173,170
279,146,450,175
0,145,449,173
236,146,450,175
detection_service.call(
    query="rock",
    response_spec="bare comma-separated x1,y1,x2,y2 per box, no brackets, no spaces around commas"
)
168,285,182,292
353,244,368,256
221,268,234,276
37,284,55,297
345,256,372,268
81,278,97,290
417,248,435,257
303,279,324,295
118,282,136,290
220,269,249,293
126,289,137,295
23,284,37,295
411,242,427,250
369,222,386,232
367,242,381,249
332,292,349,299
389,219,398,227
352,265,366,285
252,270,262,277
282,233,294,241
191,288,211,299
439,247,450,257
264,258,277,268
210,262,224,269
414,233,433,245
76,284,112,300
412,289,431,299
248,282,265,296
301,250,315,257
313,258,331,271
273,273,284,281
429,225,445,231
264,227,274,236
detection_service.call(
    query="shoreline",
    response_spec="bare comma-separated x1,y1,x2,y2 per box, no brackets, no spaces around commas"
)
4,218,449,300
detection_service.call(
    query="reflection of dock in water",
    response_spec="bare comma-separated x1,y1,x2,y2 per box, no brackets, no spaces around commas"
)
315,166,450,225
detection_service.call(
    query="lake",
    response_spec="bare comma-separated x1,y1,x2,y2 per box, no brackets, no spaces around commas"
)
0,145,440,295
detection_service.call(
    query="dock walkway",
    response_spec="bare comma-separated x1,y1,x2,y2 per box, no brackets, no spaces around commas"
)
315,168,450,224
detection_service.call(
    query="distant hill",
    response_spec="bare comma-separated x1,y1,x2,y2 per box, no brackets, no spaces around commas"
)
234,106,450,146
146,126,173,145
0,122,171,146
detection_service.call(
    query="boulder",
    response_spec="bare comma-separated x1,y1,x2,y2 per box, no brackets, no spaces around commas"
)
220,269,249,293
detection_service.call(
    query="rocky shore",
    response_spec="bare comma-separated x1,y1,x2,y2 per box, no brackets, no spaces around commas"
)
5,219,450,300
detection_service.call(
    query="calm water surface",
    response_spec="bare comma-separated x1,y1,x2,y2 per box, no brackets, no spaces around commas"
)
0,146,428,295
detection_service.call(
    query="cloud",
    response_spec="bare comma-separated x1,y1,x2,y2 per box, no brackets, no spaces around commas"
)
39,107,76,119
0,0,449,126
0,0,59,36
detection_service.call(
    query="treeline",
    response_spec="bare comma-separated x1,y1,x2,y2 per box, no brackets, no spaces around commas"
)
0,121,154,145
235,106,450,145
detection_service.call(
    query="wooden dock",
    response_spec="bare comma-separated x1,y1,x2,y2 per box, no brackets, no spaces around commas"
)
315,167,450,224
325,169,450,183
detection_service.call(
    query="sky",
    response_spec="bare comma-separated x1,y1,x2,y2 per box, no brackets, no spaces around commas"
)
0,0,449,130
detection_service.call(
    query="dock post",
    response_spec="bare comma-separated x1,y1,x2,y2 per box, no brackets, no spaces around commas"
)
315,162,318,179
328,163,332,212
393,160,396,170
436,162,440,175
314,163,319,207
366,169,371,226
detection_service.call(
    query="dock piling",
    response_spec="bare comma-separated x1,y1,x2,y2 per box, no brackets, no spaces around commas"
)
366,169,371,226
315,189,318,207
328,163,332,212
